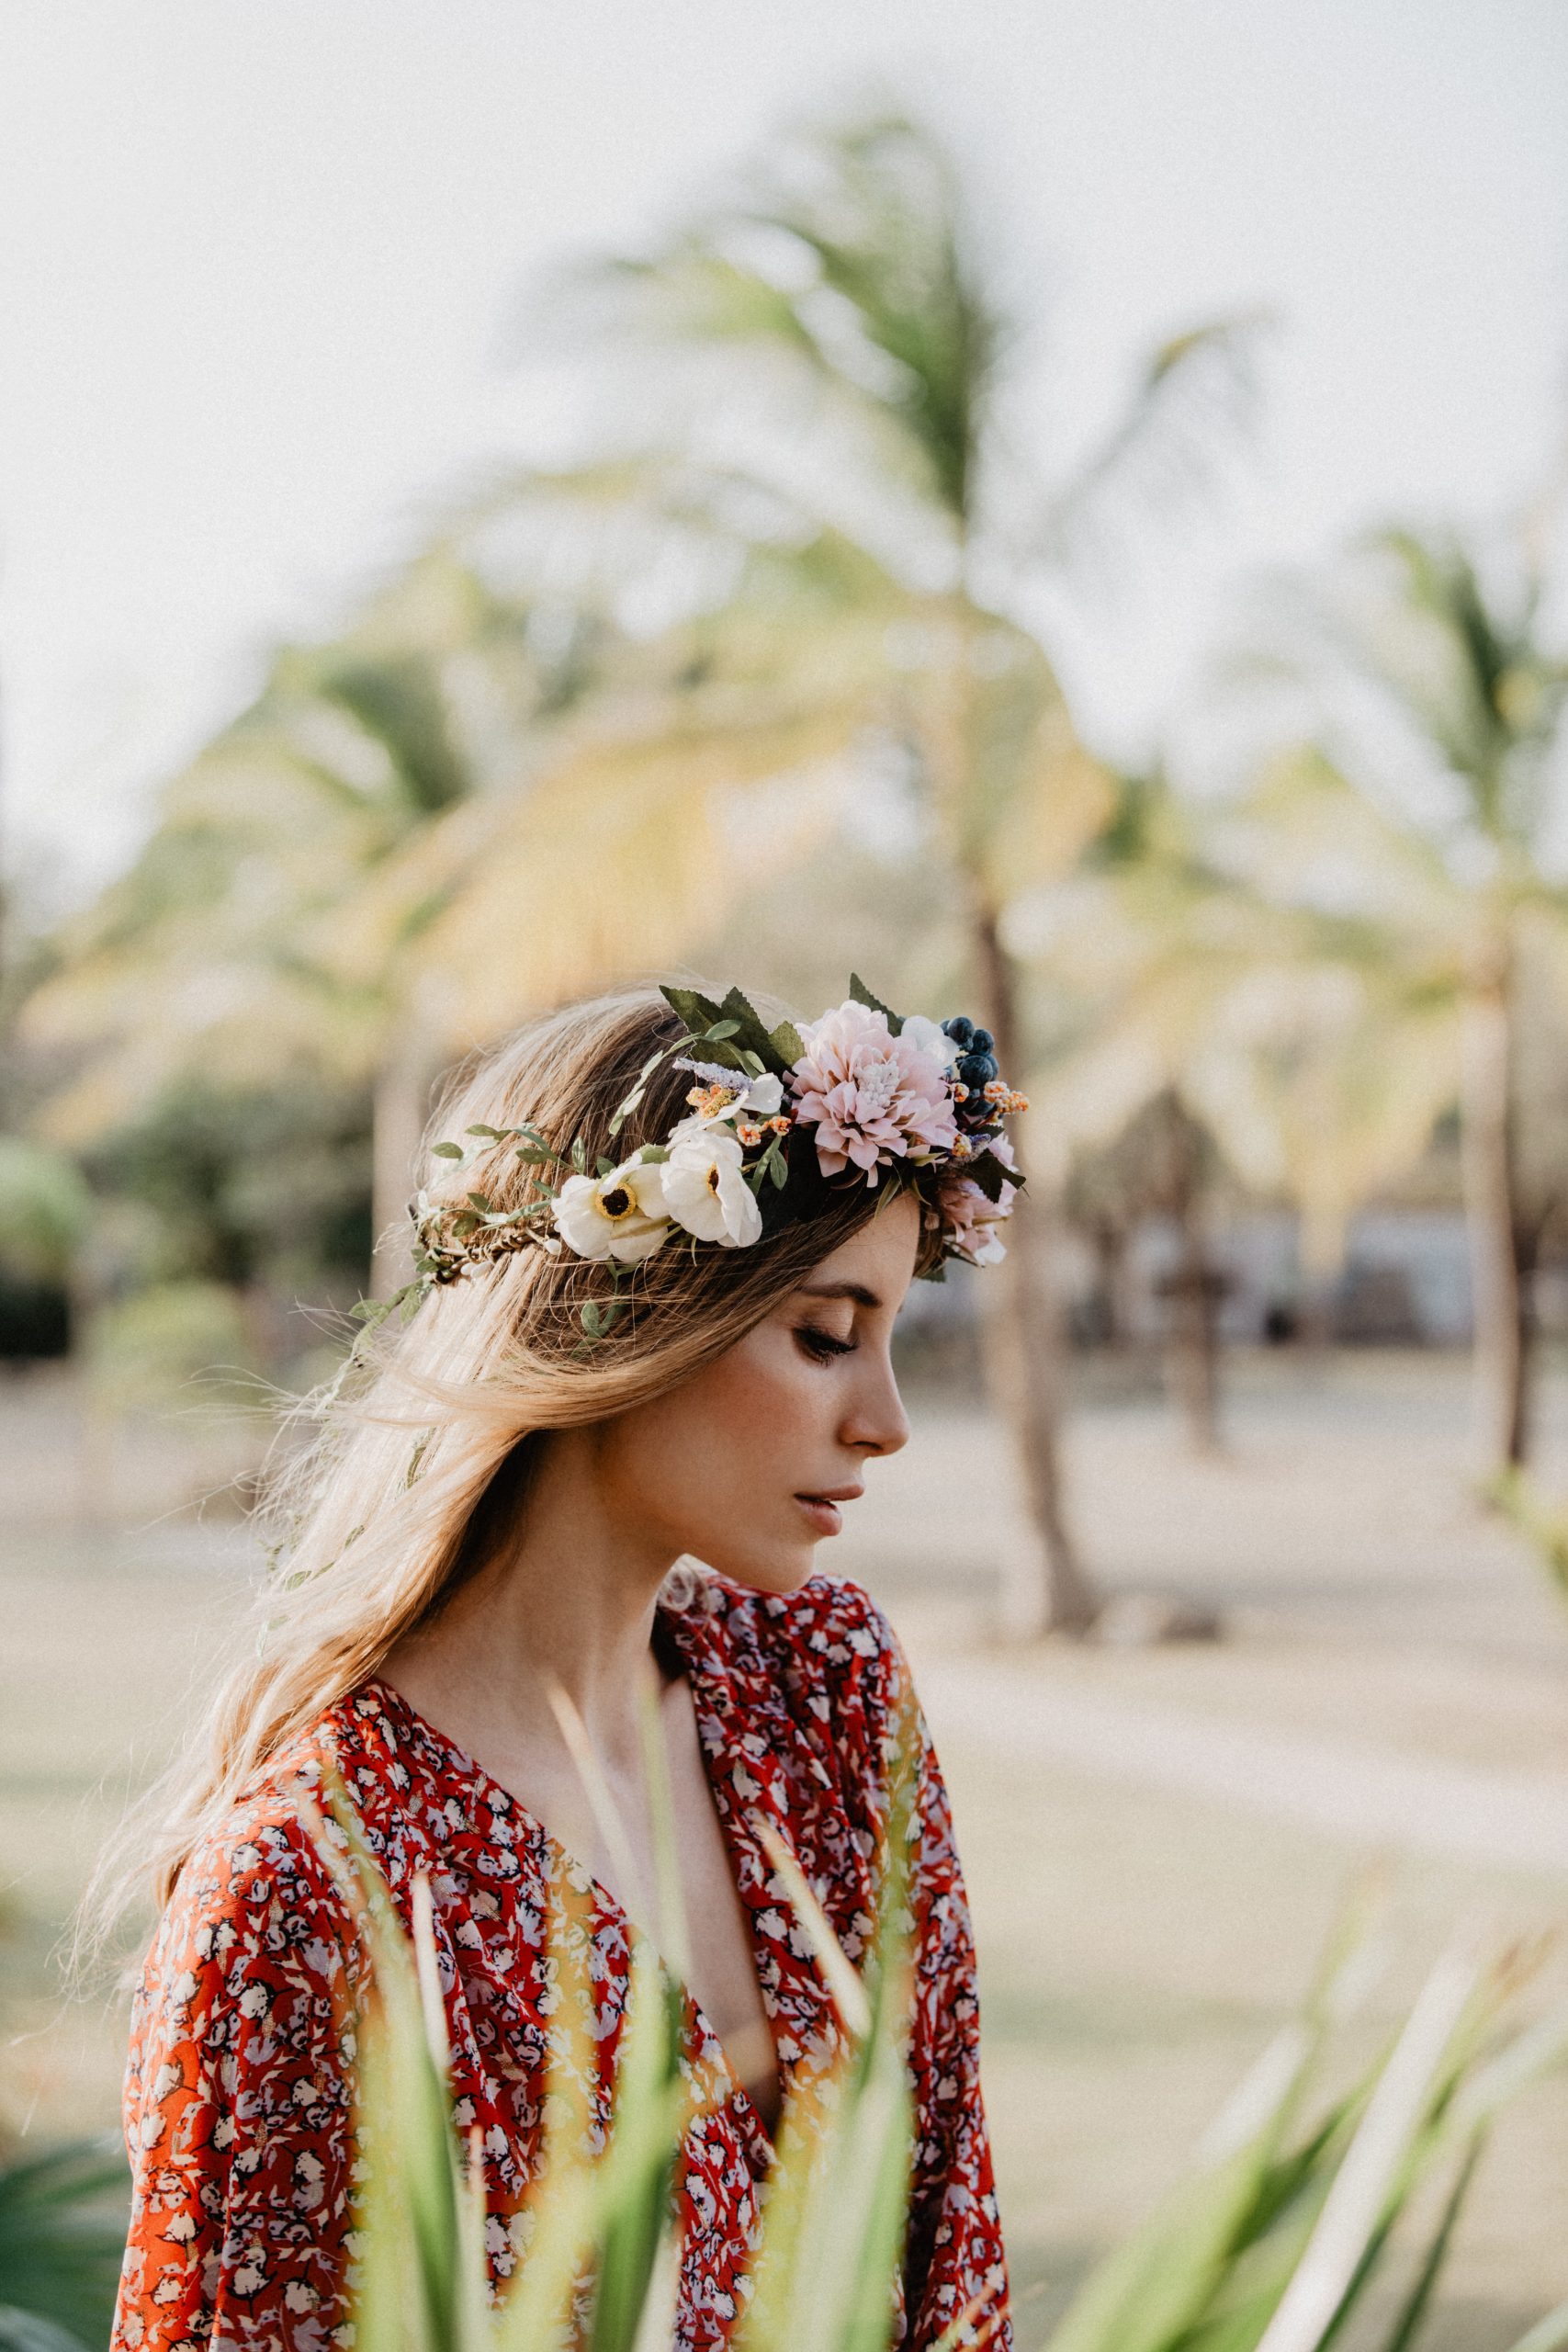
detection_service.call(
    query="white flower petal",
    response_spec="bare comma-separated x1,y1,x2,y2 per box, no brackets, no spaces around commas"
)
607,1219,671,1264
663,1128,761,1246
899,1013,958,1069
551,1166,671,1262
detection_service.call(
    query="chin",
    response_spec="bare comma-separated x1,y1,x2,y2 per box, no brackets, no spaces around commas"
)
696,1538,822,1596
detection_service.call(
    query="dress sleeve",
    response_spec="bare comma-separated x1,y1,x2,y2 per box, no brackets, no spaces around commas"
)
112,1802,364,2352
797,1580,1012,2351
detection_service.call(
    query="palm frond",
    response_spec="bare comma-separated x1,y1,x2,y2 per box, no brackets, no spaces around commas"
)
1033,313,1269,577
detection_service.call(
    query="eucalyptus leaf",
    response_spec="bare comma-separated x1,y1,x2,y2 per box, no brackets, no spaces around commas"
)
430,1141,465,1160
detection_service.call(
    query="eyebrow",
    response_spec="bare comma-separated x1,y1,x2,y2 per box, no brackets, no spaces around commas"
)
796,1280,883,1310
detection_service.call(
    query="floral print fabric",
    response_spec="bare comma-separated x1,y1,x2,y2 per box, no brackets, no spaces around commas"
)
112,1573,1010,2350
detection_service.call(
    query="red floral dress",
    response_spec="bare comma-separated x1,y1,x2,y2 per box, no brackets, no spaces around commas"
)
112,1573,1010,2351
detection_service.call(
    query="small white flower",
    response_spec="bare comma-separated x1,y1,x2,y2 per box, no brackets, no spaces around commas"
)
898,1012,959,1070
676,1067,784,1123
550,1163,671,1263
739,1071,784,1116
662,1126,763,1247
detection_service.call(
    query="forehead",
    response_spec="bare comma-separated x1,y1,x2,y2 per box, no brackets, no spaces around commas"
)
798,1190,922,1306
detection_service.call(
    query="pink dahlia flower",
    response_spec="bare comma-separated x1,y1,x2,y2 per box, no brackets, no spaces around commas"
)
789,1001,959,1184
938,1173,1018,1266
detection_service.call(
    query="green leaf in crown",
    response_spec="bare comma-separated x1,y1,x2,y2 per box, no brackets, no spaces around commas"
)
660,983,801,1077
964,1146,1026,1204
846,972,904,1036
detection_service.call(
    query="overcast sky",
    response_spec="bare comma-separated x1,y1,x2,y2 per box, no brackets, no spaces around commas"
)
3,0,1565,908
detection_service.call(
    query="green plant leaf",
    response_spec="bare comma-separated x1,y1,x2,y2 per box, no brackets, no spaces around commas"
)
847,972,904,1035
715,986,795,1074
659,984,726,1037
1506,2301,1568,2352
430,1141,465,1160
1376,2132,1488,2352
0,2308,96,2352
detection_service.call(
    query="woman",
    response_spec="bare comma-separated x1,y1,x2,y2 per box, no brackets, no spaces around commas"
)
108,978,1020,2350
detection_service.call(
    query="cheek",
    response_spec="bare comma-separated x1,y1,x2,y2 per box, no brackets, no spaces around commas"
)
606,1331,830,1537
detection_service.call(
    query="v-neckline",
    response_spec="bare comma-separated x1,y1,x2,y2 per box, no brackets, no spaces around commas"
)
358,1598,795,2163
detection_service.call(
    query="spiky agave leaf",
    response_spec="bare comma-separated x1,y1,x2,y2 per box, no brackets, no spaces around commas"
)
0,2140,128,2352
298,1774,478,2352
1506,2301,1568,2352
732,1697,921,2352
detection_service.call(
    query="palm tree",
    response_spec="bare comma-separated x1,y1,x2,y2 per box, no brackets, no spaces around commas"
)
1231,526,1568,1470
20,537,888,1295
20,552,552,1286
498,109,1262,1634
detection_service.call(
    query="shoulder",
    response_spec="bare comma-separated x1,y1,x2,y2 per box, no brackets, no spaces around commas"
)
685,1570,915,1757
138,1734,365,2045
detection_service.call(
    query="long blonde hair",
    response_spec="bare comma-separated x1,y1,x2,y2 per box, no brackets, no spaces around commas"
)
86,981,923,1962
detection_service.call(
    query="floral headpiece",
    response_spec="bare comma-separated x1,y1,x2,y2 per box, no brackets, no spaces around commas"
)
365,977,1026,1346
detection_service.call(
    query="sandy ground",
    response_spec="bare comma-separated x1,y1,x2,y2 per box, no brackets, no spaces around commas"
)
3,1348,1566,2346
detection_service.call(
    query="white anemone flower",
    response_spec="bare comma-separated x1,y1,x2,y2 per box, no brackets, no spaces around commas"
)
550,1161,671,1263
662,1125,763,1248
899,1013,959,1071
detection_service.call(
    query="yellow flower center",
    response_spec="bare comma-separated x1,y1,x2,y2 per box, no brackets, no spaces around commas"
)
597,1184,637,1221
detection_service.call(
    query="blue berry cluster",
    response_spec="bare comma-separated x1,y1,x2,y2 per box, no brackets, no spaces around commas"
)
942,1014,1000,1133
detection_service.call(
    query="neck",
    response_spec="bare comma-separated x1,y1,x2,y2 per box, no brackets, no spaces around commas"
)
382,1427,679,1777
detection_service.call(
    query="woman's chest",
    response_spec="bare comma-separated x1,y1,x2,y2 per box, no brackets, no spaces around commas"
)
397,1724,869,2137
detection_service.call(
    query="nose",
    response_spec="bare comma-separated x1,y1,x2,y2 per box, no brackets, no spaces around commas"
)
842,1351,911,1461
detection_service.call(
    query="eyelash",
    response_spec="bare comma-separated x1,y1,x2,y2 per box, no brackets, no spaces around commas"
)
795,1326,855,1363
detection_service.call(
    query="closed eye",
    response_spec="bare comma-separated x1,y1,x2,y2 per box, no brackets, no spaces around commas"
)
795,1326,855,1363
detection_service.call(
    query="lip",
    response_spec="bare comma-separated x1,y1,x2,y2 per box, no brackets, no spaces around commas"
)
794,1486,863,1538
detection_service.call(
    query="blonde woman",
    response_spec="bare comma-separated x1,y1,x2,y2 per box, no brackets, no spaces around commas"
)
107,979,1021,2351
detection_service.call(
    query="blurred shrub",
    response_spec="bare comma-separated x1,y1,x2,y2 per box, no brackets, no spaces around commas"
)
0,1140,91,1286
85,1278,258,1408
82,1077,372,1298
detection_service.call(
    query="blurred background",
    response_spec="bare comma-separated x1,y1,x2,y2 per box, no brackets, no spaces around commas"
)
2,4,1567,2346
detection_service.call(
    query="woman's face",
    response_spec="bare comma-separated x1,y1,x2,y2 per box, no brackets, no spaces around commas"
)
592,1190,921,1593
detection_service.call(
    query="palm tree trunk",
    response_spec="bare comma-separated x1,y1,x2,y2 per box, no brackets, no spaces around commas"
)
973,902,1100,1636
1461,960,1529,1470
1156,1097,1224,1453
1164,1258,1223,1453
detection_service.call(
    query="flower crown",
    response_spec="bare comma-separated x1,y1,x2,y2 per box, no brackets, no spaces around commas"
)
362,977,1026,1347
